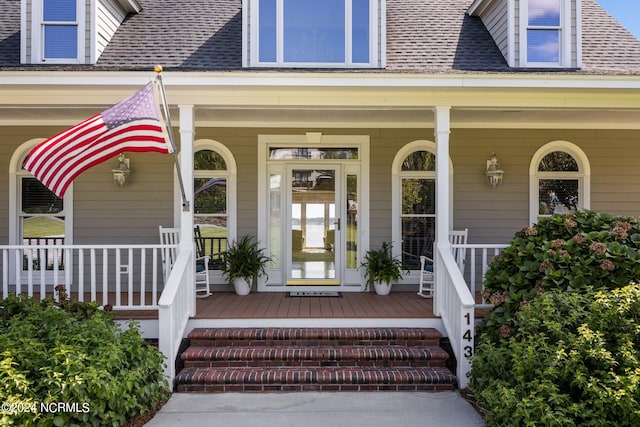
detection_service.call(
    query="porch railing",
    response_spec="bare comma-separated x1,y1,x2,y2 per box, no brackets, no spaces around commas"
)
158,245,195,386
0,244,171,310
437,242,509,387
436,244,475,389
452,243,509,307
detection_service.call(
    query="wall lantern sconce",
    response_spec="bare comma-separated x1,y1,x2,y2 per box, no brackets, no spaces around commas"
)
111,153,131,186
486,153,504,188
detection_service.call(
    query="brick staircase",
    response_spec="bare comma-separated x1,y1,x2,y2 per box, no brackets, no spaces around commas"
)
174,327,457,392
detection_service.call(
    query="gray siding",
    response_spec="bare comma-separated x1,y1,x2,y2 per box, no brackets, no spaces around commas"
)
73,150,174,244
478,0,510,64
3,126,640,253
96,0,128,61
24,0,33,63
571,0,578,65
84,0,91,60
192,127,640,248
514,0,521,67
451,128,640,244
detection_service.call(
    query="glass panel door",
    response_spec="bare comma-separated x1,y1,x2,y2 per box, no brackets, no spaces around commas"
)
288,167,340,284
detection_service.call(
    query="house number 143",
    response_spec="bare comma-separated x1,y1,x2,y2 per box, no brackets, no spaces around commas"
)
463,312,473,358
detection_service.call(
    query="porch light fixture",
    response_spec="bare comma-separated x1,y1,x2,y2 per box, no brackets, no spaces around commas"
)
486,153,504,188
111,153,131,186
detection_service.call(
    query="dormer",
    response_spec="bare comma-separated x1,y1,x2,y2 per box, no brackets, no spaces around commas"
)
242,0,385,68
20,0,141,65
468,0,581,69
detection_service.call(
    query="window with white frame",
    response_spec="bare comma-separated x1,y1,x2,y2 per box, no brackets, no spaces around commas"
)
193,141,237,272
523,0,568,66
10,141,72,274
249,0,381,67
40,0,81,62
392,141,436,270
530,141,590,224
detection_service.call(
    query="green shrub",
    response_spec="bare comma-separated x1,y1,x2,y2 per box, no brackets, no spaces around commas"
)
0,293,168,426
471,285,640,426
481,210,640,341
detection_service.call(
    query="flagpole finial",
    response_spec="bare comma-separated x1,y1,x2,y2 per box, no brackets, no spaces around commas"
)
154,64,163,73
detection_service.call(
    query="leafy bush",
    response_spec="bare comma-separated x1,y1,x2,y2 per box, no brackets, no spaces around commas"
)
471,285,640,426
481,210,640,340
0,293,168,426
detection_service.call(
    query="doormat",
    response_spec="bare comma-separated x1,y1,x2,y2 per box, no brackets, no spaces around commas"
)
288,291,342,297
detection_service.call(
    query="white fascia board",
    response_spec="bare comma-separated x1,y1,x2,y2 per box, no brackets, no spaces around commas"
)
115,0,142,13
1,71,640,90
467,0,498,16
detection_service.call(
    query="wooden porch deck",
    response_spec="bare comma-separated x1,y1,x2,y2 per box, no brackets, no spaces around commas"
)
112,291,437,320
194,292,436,319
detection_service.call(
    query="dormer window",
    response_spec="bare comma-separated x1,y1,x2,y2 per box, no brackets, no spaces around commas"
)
42,0,80,62
22,0,139,65
24,0,85,64
468,0,579,69
521,0,571,67
526,0,560,64
246,0,383,68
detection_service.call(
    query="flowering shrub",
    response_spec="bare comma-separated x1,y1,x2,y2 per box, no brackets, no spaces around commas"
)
480,210,640,341
471,286,640,426
0,293,168,426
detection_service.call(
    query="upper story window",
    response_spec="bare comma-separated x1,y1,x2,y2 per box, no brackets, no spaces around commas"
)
522,0,570,67
42,0,79,61
248,0,382,68
22,0,85,64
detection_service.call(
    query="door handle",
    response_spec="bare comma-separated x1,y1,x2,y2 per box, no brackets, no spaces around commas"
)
333,218,341,231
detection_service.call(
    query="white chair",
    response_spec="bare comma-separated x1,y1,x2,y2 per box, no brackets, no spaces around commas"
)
159,226,212,298
418,229,468,298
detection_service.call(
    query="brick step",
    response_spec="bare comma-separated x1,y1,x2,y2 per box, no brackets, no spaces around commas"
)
187,327,442,347
181,345,450,368
174,366,456,392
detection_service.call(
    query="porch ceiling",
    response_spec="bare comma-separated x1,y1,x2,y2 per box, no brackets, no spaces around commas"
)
1,105,639,130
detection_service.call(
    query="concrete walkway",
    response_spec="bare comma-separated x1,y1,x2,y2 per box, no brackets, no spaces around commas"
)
145,391,486,427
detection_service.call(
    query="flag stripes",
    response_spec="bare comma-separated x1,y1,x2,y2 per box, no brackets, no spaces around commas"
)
23,82,170,198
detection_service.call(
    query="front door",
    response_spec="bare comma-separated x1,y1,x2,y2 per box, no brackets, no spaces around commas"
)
259,137,369,291
287,166,341,285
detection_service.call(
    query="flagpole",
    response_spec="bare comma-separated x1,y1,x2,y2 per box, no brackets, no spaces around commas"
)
154,66,190,212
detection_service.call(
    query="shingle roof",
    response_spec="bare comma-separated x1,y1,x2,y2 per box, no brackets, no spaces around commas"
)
581,0,640,73
386,0,510,72
1,0,639,74
97,0,243,70
0,0,20,66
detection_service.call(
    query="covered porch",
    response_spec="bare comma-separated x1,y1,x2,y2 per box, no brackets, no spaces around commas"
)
0,239,501,388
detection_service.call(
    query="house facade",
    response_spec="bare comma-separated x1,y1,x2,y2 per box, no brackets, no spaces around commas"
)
1,0,640,386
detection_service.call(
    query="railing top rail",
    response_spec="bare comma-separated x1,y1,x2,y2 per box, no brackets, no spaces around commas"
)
451,243,509,249
438,245,476,307
1,244,178,250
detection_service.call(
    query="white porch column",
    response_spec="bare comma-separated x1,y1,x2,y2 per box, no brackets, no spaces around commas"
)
178,104,196,316
433,106,451,316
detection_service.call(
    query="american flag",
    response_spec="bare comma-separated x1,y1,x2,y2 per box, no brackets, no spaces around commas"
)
23,82,171,198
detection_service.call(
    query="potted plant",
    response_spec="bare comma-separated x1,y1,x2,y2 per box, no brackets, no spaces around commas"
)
360,241,407,295
220,235,272,295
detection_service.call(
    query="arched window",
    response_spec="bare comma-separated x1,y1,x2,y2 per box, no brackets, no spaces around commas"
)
193,140,237,274
9,140,73,277
530,141,590,224
391,141,439,276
